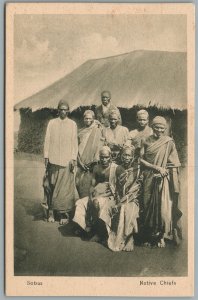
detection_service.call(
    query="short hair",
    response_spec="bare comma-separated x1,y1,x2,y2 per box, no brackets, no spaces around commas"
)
99,146,111,156
101,91,111,98
109,109,120,119
137,109,149,118
83,110,95,119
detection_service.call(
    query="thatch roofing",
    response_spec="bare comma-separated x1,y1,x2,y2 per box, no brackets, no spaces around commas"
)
15,50,187,112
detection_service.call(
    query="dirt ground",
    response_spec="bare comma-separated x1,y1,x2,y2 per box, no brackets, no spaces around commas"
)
14,153,188,277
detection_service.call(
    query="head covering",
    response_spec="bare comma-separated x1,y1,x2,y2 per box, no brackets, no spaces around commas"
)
83,110,95,118
137,109,149,118
99,145,111,155
109,109,120,119
122,145,135,156
58,99,70,110
152,116,167,127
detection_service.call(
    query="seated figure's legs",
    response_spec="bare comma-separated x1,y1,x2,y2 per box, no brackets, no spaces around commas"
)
73,197,89,230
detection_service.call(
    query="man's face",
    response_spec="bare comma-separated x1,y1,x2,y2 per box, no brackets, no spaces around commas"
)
84,115,94,127
100,150,111,168
58,105,69,119
153,124,166,138
137,115,148,128
122,149,133,166
109,115,118,129
101,92,111,106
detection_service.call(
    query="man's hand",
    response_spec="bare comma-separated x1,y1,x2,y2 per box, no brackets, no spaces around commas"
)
69,160,77,173
78,162,88,172
44,158,49,168
156,166,168,177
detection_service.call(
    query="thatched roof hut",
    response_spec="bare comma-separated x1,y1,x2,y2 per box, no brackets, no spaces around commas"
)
14,50,187,163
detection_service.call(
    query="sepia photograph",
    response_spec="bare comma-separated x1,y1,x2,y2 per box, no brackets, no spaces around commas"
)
6,3,194,296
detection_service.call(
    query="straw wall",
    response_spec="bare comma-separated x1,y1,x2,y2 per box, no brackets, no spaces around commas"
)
17,106,187,165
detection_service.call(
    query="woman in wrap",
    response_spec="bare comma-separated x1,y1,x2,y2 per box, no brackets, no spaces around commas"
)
76,110,104,198
140,116,182,247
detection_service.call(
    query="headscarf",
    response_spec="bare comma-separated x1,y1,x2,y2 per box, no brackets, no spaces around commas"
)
137,109,149,118
109,109,120,119
99,145,111,156
58,99,70,110
83,110,95,119
152,116,167,127
121,145,135,156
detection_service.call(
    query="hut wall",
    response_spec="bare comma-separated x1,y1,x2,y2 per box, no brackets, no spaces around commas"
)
18,109,55,154
17,106,187,165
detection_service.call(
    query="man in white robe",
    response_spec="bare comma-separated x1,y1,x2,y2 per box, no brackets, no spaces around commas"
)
43,100,78,224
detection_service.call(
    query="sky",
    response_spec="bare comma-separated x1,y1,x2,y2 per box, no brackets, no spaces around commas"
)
14,14,187,104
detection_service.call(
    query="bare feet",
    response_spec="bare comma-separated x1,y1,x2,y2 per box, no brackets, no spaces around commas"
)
158,238,166,248
48,216,55,223
59,218,69,225
123,237,134,251
59,213,69,225
143,242,151,248
48,210,55,223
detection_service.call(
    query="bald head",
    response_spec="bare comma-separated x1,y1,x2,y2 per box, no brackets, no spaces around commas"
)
136,109,149,129
99,146,111,168
99,146,111,156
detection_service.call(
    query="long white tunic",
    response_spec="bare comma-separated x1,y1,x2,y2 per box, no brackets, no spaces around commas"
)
44,117,78,167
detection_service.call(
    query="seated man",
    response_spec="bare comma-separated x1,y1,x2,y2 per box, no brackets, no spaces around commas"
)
107,146,142,251
103,110,129,163
73,146,118,242
73,146,142,251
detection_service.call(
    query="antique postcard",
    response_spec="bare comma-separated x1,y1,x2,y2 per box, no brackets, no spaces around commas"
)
6,3,194,297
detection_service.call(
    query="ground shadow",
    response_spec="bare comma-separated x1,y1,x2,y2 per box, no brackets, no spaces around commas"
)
58,222,76,237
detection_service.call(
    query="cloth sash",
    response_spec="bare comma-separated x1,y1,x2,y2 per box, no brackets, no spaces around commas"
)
109,162,118,195
145,136,172,166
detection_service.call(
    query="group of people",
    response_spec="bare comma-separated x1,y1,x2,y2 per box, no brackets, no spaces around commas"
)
42,91,182,251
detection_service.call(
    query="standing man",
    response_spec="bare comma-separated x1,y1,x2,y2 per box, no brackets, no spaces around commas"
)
140,116,182,247
43,100,78,224
103,111,129,163
127,109,153,149
95,91,122,127
76,110,104,198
